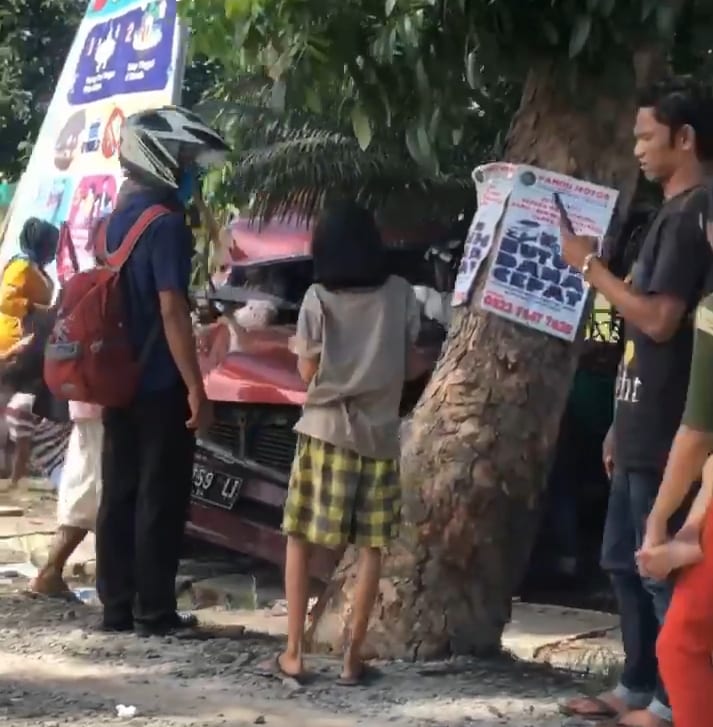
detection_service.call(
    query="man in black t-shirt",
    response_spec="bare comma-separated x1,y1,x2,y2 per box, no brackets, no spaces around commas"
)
560,78,713,727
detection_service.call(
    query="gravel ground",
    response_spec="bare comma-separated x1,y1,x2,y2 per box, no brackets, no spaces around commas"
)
0,583,600,727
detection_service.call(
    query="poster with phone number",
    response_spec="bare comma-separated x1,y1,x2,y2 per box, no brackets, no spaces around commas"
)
0,0,186,284
451,162,518,307
479,166,618,342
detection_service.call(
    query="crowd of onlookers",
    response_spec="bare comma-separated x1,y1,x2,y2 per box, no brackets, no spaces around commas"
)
1,76,713,719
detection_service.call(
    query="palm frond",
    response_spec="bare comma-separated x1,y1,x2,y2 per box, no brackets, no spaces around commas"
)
196,94,475,225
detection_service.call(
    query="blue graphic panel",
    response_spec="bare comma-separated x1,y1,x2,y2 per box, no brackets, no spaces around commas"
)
69,1,176,104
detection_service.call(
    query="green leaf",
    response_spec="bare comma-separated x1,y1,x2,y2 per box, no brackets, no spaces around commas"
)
598,0,615,15
225,0,250,20
268,48,292,81
305,87,322,113
351,104,373,150
270,79,286,111
405,118,437,173
429,106,442,139
465,51,482,89
415,59,429,99
568,14,592,58
385,0,397,17
656,4,677,36
542,21,559,45
378,85,393,127
641,0,657,21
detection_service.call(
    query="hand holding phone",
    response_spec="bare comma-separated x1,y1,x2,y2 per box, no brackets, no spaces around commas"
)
553,192,575,234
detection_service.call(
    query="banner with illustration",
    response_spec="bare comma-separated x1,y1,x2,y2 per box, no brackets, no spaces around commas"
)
0,0,186,280
452,162,518,306
479,166,618,342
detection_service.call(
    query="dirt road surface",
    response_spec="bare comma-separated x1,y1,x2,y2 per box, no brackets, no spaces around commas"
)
0,585,597,727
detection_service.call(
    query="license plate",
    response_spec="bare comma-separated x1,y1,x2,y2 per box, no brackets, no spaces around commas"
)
191,464,243,510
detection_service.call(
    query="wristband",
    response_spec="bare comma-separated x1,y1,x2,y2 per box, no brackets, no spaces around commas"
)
581,252,599,281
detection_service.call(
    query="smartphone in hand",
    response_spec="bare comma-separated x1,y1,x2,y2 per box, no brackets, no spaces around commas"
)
553,192,575,234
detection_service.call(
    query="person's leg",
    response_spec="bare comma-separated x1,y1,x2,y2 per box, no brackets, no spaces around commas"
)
279,535,311,677
565,468,654,717
627,471,676,726
277,436,354,678
342,546,381,679
657,477,713,727
32,421,101,595
96,406,139,629
10,436,30,486
133,386,195,633
29,526,87,594
6,392,36,487
340,456,399,682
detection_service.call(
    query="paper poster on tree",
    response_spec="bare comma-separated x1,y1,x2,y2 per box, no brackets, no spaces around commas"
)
479,166,618,341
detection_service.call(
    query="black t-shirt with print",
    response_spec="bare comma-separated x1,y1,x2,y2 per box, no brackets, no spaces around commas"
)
613,185,713,473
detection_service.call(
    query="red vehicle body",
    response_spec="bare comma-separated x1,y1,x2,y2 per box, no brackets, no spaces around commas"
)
186,216,451,580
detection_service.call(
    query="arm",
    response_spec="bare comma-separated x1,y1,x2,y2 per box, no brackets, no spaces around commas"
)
404,285,426,381
646,298,713,542
677,456,713,536
561,210,707,343
297,357,319,385
151,216,205,398
586,259,684,343
0,334,34,361
159,290,204,395
293,286,322,386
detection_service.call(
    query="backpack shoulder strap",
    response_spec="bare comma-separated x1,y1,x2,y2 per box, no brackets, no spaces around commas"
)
95,205,172,271
58,222,80,275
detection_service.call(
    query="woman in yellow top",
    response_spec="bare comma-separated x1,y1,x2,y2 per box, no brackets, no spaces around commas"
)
0,217,58,353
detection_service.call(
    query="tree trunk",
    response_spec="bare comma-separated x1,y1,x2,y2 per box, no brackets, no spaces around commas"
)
306,56,661,660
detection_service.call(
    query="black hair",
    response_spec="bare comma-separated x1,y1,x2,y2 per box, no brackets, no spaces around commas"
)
311,200,389,291
636,76,713,161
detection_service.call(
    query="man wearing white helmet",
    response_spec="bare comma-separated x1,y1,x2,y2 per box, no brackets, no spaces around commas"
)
95,106,230,637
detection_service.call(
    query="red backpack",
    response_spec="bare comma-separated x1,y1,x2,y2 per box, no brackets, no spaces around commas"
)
44,205,170,408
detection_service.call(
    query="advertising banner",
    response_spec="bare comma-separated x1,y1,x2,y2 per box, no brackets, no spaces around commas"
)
0,0,186,280
479,166,618,342
452,162,517,306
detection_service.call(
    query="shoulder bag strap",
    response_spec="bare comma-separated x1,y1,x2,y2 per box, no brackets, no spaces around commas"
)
98,205,171,271
58,222,80,274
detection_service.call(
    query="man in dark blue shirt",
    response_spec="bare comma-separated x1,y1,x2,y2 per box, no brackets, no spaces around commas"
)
95,107,229,637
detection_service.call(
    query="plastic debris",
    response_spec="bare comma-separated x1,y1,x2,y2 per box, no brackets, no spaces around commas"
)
115,704,138,718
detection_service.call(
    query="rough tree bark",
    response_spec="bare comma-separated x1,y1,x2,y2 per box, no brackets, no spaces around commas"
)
306,54,663,660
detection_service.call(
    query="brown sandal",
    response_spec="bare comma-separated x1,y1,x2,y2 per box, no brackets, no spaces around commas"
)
559,695,620,718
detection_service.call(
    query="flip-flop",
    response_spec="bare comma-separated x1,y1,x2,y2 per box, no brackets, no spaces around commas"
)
255,654,315,686
559,696,619,718
336,663,383,687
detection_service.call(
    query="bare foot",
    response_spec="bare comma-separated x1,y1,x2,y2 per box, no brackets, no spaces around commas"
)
637,540,703,579
616,707,671,727
27,571,69,596
276,651,304,679
340,649,365,683
561,691,627,717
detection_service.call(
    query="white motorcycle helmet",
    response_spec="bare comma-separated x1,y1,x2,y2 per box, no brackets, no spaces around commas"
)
119,105,230,189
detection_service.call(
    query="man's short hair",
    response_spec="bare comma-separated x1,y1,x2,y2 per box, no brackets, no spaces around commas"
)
637,76,713,161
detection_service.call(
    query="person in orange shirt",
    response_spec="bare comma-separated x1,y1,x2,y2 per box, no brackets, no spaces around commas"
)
0,217,58,352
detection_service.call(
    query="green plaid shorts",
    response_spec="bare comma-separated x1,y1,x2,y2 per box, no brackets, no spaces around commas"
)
282,434,400,548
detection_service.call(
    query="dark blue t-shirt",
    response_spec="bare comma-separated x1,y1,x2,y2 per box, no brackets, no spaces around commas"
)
105,189,193,395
